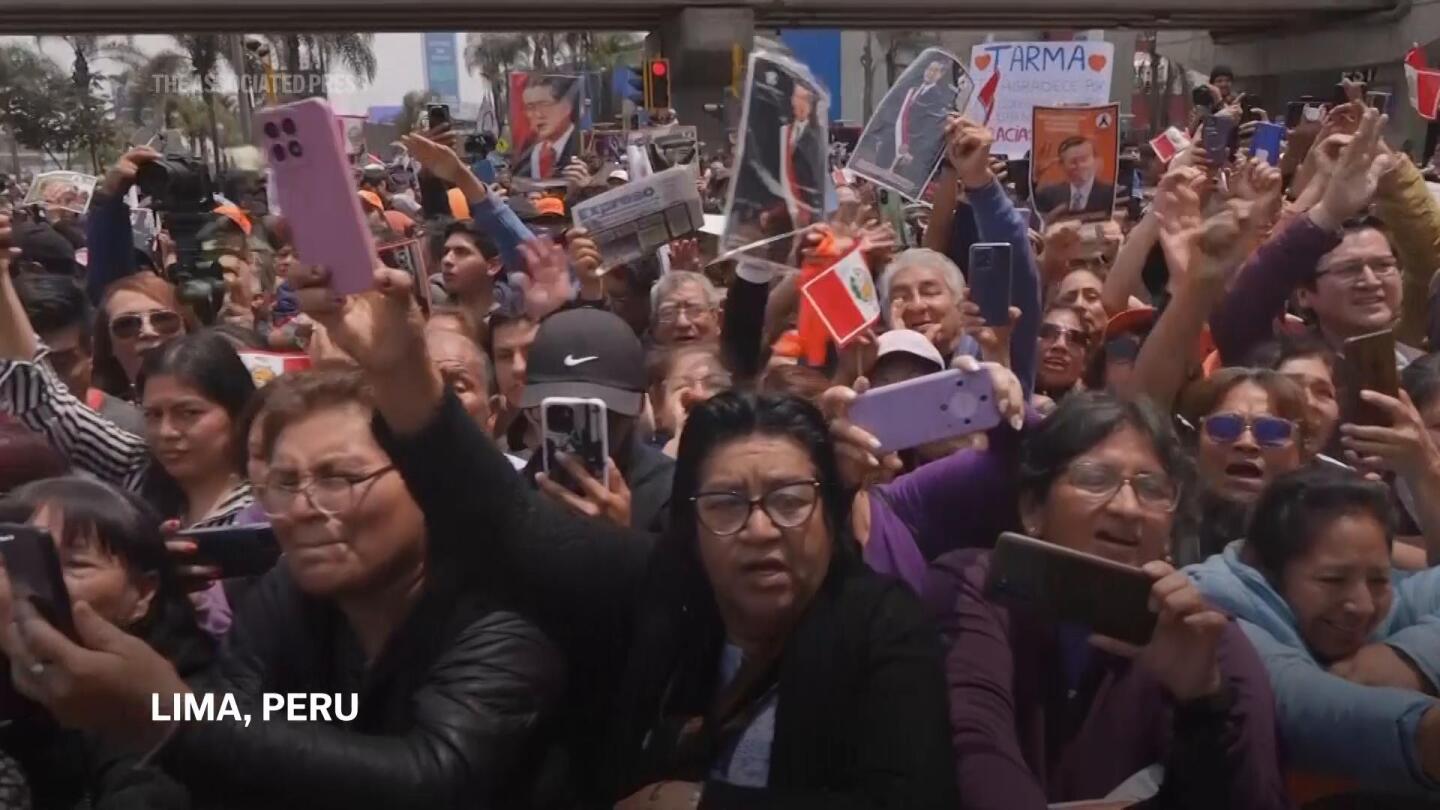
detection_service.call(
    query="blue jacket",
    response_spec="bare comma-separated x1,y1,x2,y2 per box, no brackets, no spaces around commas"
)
1187,541,1440,794
468,193,536,314
83,193,137,305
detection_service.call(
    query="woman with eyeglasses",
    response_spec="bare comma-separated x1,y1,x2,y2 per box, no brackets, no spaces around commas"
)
1035,305,1091,403
91,274,193,401
926,391,1288,809
0,364,566,808
1178,367,1309,563
1188,465,1440,799
0,265,256,533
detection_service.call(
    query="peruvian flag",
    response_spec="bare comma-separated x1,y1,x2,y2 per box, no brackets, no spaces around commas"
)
977,68,1001,125
1405,45,1440,121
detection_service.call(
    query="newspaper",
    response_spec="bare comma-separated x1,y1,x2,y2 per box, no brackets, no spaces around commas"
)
24,171,97,215
571,164,703,268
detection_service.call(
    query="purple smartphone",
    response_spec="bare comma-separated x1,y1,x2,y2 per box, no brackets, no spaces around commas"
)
849,368,1002,454
255,98,376,297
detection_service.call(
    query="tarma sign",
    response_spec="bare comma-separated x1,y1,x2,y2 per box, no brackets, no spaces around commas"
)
965,41,1115,158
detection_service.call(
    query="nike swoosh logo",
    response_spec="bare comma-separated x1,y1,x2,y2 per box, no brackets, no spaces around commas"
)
563,354,598,367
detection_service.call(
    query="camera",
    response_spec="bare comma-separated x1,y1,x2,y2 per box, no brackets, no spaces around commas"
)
464,132,497,158
135,155,214,212
135,153,225,322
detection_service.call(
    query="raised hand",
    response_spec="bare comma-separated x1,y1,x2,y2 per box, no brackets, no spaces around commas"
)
562,158,592,194
515,239,573,322
945,116,996,189
1340,389,1440,479
399,132,473,188
1312,108,1394,230
292,262,425,374
1152,165,1206,279
100,145,162,198
820,378,903,490
668,237,702,273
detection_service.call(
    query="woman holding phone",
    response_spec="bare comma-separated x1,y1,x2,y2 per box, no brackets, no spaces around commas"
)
925,392,1288,809
0,476,211,809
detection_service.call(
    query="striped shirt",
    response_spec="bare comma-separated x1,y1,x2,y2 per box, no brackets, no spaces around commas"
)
0,346,253,527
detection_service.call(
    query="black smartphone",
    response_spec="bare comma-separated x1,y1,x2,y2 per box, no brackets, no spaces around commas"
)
427,103,451,129
0,523,74,639
1006,158,1031,201
985,532,1157,646
1201,114,1235,163
968,243,1013,327
184,524,282,579
1342,329,1399,426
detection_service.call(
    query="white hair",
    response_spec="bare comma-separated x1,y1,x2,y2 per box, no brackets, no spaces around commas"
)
878,248,965,325
651,270,721,316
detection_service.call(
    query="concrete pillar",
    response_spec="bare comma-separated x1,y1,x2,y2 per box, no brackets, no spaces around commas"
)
652,7,754,152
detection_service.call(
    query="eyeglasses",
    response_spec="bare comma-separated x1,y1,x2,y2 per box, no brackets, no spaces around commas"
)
109,310,183,340
1065,460,1178,512
1201,412,1296,448
258,466,395,518
1316,258,1400,287
1039,322,1090,351
691,480,820,536
669,371,734,394
656,302,713,326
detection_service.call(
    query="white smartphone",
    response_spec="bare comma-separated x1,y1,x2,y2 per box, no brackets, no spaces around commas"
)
540,397,609,490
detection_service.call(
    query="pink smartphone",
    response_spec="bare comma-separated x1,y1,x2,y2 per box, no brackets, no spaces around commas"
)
849,368,1002,454
255,98,376,297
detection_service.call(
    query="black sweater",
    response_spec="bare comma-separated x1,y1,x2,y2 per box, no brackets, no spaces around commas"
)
376,390,960,808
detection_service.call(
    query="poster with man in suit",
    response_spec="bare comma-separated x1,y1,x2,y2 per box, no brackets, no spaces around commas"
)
508,73,584,180
849,48,973,200
1031,104,1120,222
722,51,829,269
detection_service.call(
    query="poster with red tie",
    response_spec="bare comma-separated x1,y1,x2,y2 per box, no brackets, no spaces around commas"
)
848,48,974,202
719,50,830,272
1030,103,1120,225
507,72,587,180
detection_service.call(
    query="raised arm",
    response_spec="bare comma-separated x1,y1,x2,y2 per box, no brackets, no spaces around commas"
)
402,132,534,276
85,147,161,305
0,235,150,488
1373,154,1440,348
1102,209,1160,316
947,119,1041,398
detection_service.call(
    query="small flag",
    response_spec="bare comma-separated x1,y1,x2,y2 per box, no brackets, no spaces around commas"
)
238,351,312,388
1405,45,1440,121
800,248,881,347
977,68,1001,125
1148,127,1190,164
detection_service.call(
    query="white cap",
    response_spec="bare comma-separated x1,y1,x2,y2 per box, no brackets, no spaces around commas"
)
875,329,945,370
607,168,629,182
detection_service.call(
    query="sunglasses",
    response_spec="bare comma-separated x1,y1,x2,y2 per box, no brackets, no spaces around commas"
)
1039,322,1090,350
110,310,183,340
1201,412,1296,448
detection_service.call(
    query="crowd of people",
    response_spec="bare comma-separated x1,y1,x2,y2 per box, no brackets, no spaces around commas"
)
0,54,1438,810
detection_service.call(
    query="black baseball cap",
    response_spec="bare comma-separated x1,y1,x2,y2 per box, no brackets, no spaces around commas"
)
520,307,647,416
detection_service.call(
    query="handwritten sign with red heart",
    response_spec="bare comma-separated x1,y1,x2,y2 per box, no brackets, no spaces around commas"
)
974,54,992,71
1088,53,1108,72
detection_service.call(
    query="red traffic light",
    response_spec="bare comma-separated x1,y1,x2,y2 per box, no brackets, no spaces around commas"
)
650,60,668,77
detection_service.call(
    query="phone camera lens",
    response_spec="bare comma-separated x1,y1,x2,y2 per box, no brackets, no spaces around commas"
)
288,140,304,158
281,117,297,135
270,144,286,162
263,122,280,139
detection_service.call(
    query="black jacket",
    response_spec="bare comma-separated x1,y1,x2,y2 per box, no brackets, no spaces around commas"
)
154,541,565,808
3,595,213,810
376,391,959,808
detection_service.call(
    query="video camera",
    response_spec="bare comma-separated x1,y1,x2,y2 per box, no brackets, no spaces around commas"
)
134,153,226,323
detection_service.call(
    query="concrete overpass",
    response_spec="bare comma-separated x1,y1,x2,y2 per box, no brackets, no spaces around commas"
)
0,0,1399,33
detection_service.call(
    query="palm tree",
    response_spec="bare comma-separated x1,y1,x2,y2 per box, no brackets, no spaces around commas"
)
465,33,531,132
861,33,876,121
35,35,144,94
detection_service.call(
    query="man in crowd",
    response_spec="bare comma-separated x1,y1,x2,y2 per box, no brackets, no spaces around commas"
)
432,220,504,324
1033,136,1115,218
517,306,674,533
